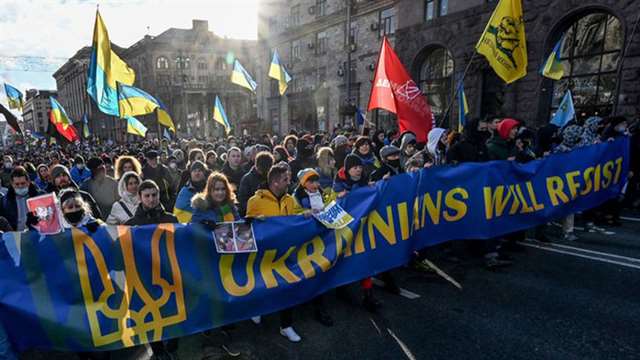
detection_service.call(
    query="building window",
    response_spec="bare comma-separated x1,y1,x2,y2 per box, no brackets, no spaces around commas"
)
342,60,357,83
175,56,191,69
379,8,396,38
156,56,169,69
425,0,448,21
198,61,208,70
418,46,454,117
316,31,328,55
198,75,209,84
290,5,301,27
550,12,623,118
291,40,302,63
216,58,227,71
270,79,279,97
316,0,327,17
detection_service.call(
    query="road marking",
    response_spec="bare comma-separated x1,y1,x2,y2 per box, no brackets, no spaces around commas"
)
372,278,421,299
621,216,640,222
547,242,640,263
387,328,417,360
519,241,640,270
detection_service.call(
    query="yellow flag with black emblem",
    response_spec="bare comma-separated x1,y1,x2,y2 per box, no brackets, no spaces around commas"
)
475,0,527,84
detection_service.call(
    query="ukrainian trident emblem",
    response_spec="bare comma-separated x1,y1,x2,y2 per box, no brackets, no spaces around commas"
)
72,224,186,347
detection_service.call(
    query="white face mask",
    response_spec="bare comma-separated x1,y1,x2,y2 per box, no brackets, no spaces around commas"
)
169,163,177,169
77,164,85,169
15,187,28,196
4,162,12,169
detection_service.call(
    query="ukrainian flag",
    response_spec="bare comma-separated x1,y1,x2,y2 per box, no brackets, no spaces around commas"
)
4,83,23,111
49,98,79,142
117,83,160,118
457,84,469,132
87,10,135,116
231,59,257,93
213,96,231,134
540,34,565,80
268,50,292,95
156,99,176,133
475,0,527,84
126,116,147,137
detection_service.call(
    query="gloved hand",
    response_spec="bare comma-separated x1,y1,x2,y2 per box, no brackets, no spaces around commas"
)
26,212,39,229
85,221,99,234
200,220,217,231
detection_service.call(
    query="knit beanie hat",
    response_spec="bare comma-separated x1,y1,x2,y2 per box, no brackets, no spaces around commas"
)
354,136,371,149
344,153,363,172
50,164,71,179
189,160,207,173
497,118,520,140
297,168,320,186
379,145,401,159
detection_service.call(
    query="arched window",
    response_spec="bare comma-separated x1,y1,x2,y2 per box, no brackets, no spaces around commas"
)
156,56,169,69
550,12,623,118
215,57,227,71
175,56,191,70
417,47,454,117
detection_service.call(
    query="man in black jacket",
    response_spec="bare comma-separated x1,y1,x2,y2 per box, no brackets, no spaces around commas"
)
126,180,178,226
47,164,102,220
141,150,175,211
446,117,490,164
370,145,403,182
237,151,274,216
0,166,42,231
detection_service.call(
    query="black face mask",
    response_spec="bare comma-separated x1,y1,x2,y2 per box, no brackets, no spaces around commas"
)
65,209,85,225
387,159,401,169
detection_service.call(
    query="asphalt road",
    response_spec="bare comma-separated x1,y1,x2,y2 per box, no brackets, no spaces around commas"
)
21,211,640,360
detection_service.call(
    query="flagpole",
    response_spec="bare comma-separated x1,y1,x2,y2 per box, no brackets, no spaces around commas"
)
439,52,477,128
614,12,640,115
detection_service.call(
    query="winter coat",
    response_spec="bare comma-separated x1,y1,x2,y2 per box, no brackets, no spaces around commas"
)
353,150,380,180
370,162,402,182
0,183,42,230
190,196,239,223
83,175,119,220
332,167,368,194
246,189,302,218
125,204,178,226
70,166,92,185
106,175,140,225
446,118,490,164
486,136,514,160
293,186,329,210
222,162,245,191
237,167,267,217
46,182,102,220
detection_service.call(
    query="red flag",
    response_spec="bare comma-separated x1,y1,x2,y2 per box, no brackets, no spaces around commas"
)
368,37,433,142
49,111,79,142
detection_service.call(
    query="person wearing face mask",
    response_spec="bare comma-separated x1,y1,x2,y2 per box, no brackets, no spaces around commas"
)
0,166,42,231
1,155,14,188
106,172,141,225
59,188,102,230
173,161,209,223
426,128,449,166
399,133,418,172
47,164,102,220
82,157,119,221
70,155,92,186
370,145,403,182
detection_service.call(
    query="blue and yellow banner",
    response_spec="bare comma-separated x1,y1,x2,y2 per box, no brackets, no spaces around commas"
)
0,138,629,351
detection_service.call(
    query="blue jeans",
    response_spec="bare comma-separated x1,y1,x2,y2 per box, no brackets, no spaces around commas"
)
0,322,17,360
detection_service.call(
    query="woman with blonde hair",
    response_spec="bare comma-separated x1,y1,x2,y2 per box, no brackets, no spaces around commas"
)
114,155,142,180
191,172,239,223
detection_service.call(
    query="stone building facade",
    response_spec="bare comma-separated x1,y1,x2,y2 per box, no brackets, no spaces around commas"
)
257,0,399,134
258,0,639,134
394,0,640,128
53,46,127,142
22,89,57,134
121,20,258,139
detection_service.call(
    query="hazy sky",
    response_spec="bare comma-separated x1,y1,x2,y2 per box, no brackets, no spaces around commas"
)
0,0,258,111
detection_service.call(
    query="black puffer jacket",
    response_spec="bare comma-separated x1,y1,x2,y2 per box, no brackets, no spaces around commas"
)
237,167,267,217
446,118,490,164
125,204,178,226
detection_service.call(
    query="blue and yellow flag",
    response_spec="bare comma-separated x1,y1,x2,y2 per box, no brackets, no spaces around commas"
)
268,50,292,95
127,116,147,137
87,10,135,116
118,83,161,118
156,98,176,133
82,113,90,138
213,96,231,134
457,84,469,132
540,34,565,80
475,0,527,84
231,59,257,93
3,83,23,111
550,90,575,128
